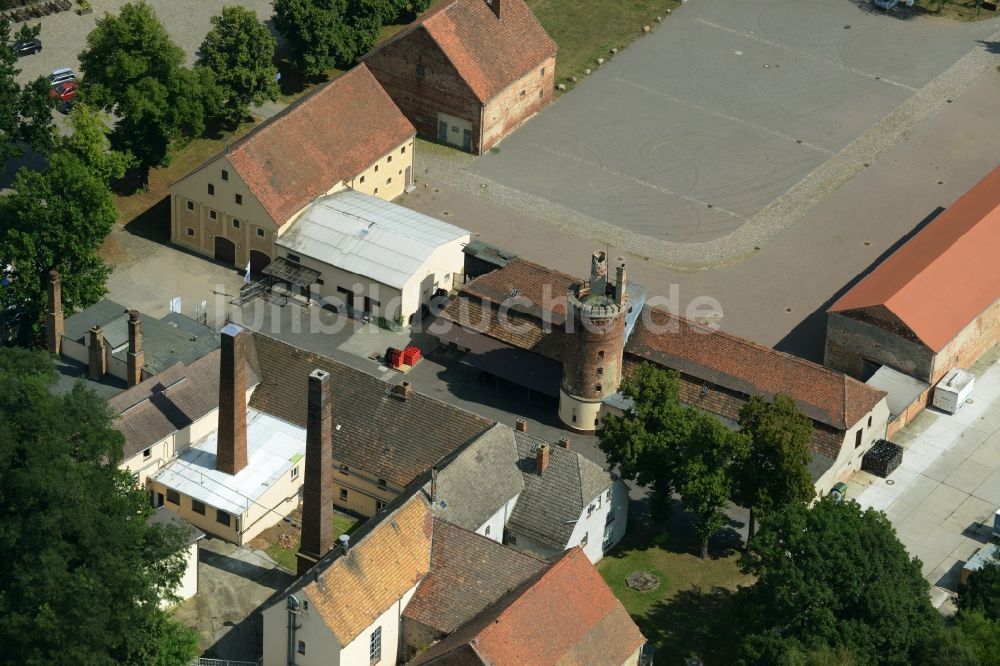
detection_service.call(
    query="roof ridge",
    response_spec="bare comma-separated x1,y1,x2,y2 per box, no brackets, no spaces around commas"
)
361,0,461,60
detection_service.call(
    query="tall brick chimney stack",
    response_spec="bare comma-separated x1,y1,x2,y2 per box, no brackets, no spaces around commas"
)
46,270,63,354
126,310,144,388
536,443,550,474
485,0,501,20
87,326,107,379
297,368,334,577
217,323,248,476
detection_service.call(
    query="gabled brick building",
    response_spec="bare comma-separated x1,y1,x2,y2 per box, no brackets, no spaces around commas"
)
362,0,557,154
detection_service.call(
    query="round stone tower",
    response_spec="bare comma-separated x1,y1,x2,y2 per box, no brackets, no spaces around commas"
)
559,251,628,433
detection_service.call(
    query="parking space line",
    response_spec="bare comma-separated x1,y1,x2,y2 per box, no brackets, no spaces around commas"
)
695,18,919,92
530,143,746,221
613,77,834,156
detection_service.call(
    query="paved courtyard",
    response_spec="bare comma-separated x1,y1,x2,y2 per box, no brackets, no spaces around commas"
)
470,0,999,247
849,346,1000,604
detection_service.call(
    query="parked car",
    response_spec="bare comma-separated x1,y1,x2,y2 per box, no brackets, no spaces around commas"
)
11,39,42,57
57,99,76,115
50,81,76,102
48,68,75,86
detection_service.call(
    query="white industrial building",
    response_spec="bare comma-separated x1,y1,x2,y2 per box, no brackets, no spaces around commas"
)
274,189,470,326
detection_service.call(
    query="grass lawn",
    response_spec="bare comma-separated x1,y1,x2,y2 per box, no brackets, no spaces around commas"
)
250,509,361,572
598,527,753,664
527,0,681,87
914,0,995,20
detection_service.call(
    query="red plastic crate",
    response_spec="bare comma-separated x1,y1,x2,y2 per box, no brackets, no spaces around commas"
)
402,346,421,365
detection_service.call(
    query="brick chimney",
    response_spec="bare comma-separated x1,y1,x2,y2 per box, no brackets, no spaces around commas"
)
515,418,528,433
297,369,334,577
485,0,501,19
536,443,550,474
590,250,608,295
557,436,570,450
615,262,627,307
46,270,63,354
126,310,144,387
217,323,248,476
87,326,106,379
391,381,412,401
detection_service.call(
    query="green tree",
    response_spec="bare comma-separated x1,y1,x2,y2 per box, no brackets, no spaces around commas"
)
0,348,197,665
273,0,388,76
737,498,940,664
62,104,135,185
599,363,747,558
732,394,815,547
959,550,1000,620
0,17,54,162
0,150,117,339
198,6,280,126
78,1,215,179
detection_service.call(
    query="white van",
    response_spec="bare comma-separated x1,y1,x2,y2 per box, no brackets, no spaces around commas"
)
48,68,76,86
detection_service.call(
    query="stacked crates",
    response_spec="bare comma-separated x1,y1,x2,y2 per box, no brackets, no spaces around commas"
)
403,346,422,366
861,439,903,478
386,347,404,369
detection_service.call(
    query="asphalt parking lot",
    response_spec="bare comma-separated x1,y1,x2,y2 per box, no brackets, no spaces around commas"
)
10,0,277,85
471,0,999,244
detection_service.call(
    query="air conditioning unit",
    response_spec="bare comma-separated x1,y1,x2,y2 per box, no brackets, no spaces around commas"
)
932,369,975,414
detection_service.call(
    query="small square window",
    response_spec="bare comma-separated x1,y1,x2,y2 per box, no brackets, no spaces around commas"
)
216,509,231,527
166,489,180,505
374,164,379,173
606,488,612,500
143,448,151,459
298,640,305,655
235,193,242,205
485,525,491,536
287,253,301,263
388,155,393,163
596,367,604,376
386,177,392,185
233,219,240,229
401,146,406,154
581,532,589,546
360,175,366,184
374,187,379,194
256,228,264,238
398,169,402,175
340,488,348,501
209,210,217,221
598,350,605,358
539,89,544,99
541,66,545,76
377,478,387,488
291,466,299,480
375,500,387,512
520,90,526,97
508,533,517,545
192,499,206,515
595,384,602,392
186,227,194,237
868,415,872,428
186,200,194,211
221,170,229,181
208,183,215,195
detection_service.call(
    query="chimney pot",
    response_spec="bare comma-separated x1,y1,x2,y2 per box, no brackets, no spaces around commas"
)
127,310,144,387
216,324,248,476
536,443,551,474
339,533,350,555
298,368,334,576
392,381,412,400
558,436,570,450
515,419,528,432
590,251,608,295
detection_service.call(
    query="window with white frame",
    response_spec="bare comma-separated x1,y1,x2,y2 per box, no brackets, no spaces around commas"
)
370,626,382,664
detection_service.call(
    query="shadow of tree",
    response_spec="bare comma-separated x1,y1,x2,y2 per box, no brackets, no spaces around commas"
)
123,195,170,242
642,586,743,665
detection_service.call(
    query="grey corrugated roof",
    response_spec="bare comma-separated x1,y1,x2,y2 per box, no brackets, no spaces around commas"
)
429,424,524,532
507,432,613,551
276,189,469,289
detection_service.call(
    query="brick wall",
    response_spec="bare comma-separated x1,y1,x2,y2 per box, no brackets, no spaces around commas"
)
930,297,1000,385
480,55,555,152
562,308,626,402
364,29,483,149
825,310,934,381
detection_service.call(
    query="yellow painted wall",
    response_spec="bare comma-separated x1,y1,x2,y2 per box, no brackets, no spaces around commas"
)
331,456,401,518
345,138,415,201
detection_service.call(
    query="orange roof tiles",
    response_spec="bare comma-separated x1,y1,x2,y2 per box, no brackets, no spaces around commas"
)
217,65,414,227
829,164,1000,352
368,0,557,103
411,548,645,665
628,308,886,430
303,493,432,645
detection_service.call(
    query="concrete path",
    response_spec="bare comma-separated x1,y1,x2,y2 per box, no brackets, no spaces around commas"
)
848,346,1000,605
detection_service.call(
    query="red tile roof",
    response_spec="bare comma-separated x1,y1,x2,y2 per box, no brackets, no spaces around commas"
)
214,65,414,226
829,164,1000,352
410,548,645,665
368,0,557,103
627,308,886,430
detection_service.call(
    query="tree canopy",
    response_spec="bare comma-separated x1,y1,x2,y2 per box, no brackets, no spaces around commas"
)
732,394,815,544
0,18,54,163
959,549,1000,620
79,1,217,177
736,498,939,664
0,348,197,665
0,107,129,340
198,6,280,126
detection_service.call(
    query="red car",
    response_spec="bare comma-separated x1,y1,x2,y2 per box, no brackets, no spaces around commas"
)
50,81,77,102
